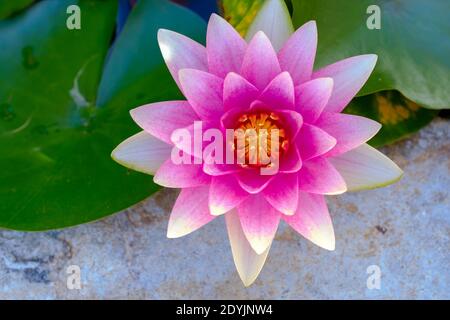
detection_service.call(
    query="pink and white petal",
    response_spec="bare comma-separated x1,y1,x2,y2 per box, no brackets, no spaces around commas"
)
158,29,207,90
112,131,171,175
241,31,281,90
316,112,381,157
207,14,247,78
154,159,210,188
167,186,215,238
259,72,295,110
283,192,335,250
179,69,224,120
223,72,259,112
237,194,281,254
313,54,378,113
278,21,317,85
329,143,403,191
297,123,336,161
209,175,249,216
237,169,275,194
298,157,347,195
225,210,271,287
263,173,299,215
130,101,199,144
295,77,334,123
245,0,294,51
280,145,302,173
171,121,217,160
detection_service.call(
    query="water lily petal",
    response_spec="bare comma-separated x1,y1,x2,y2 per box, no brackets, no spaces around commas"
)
237,194,280,254
263,173,299,215
158,29,207,91
283,192,335,251
154,159,210,188
245,0,294,51
167,186,215,238
179,69,224,120
223,72,259,112
317,112,381,157
130,101,199,144
313,54,378,113
225,210,271,287
111,131,171,175
295,77,334,124
209,175,249,216
237,169,275,194
278,109,303,139
241,31,281,90
207,14,247,78
279,144,302,173
329,143,403,191
297,123,336,161
298,157,347,195
259,72,295,110
279,21,317,85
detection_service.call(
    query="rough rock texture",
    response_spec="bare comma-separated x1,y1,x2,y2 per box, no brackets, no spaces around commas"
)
0,119,449,299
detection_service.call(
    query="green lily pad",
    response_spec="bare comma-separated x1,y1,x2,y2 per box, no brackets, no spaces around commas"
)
0,0,206,230
221,0,265,37
345,91,438,147
292,0,450,109
0,0,34,20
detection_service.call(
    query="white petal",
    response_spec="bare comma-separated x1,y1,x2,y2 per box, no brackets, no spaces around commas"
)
329,143,403,191
245,0,294,51
225,210,271,287
111,131,171,175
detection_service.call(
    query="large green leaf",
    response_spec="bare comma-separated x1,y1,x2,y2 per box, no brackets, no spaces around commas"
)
0,0,34,20
0,0,206,230
292,0,450,109
221,0,265,37
345,91,438,147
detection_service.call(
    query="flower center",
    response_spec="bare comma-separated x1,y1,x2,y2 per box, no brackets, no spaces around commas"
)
234,112,289,168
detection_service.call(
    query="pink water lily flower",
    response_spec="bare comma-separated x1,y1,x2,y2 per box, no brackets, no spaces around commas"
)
112,0,402,286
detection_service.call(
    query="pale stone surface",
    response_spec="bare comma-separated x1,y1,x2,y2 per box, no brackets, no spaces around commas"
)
0,119,449,299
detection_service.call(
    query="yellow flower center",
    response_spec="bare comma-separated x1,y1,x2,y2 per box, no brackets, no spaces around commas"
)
234,112,289,168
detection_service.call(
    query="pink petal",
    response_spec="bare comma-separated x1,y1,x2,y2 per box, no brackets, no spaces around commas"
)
241,31,281,90
278,21,317,85
171,121,215,159
167,186,215,238
280,145,302,173
209,175,249,215
263,173,299,215
223,72,259,112
316,112,381,157
259,72,295,110
278,109,303,139
298,157,347,195
237,169,275,194
154,159,210,188
295,77,334,124
237,194,281,254
206,14,247,78
283,192,335,250
225,210,271,287
130,101,199,144
313,54,378,113
203,162,239,176
179,69,224,120
297,123,336,161
158,29,207,91
111,131,171,175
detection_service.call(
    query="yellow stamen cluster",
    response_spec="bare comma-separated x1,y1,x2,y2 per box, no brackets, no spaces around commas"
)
234,112,289,167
